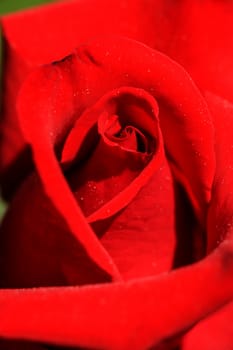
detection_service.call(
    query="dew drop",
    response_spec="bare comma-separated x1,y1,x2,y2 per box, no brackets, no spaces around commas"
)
194,150,201,157
85,88,91,95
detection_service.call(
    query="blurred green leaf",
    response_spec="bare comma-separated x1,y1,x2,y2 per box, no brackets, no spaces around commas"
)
0,198,7,221
0,0,55,15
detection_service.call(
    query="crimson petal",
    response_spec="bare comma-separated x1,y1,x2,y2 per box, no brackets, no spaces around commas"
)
0,247,233,350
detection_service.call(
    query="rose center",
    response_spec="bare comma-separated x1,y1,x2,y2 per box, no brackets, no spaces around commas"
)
63,87,160,217
101,114,150,154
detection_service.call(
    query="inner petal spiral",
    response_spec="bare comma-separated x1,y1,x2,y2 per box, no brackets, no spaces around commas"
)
100,114,150,154
62,87,161,217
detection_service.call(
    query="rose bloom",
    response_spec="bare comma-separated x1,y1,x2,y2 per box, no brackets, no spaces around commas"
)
0,0,233,349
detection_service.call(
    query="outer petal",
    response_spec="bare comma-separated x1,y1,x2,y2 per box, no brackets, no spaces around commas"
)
181,92,233,349
15,61,122,282
0,246,233,350
164,0,233,102
182,300,233,350
0,172,114,288
205,93,233,252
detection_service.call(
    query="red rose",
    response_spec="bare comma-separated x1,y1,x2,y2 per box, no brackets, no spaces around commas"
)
0,1,233,350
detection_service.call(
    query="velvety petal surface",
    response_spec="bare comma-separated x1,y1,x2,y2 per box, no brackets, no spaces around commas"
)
0,244,233,350
0,36,223,349
1,3,233,348
63,87,161,219
0,172,114,288
163,0,233,102
2,0,231,196
180,91,233,349
16,37,215,258
182,300,233,350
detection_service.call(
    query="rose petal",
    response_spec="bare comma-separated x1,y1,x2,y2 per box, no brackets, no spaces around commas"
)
179,90,233,350
0,246,232,350
164,1,233,103
98,159,205,279
182,300,233,350
16,60,122,282
204,93,233,252
0,173,113,288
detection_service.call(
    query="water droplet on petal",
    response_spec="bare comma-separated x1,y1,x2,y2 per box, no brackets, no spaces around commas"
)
85,88,91,95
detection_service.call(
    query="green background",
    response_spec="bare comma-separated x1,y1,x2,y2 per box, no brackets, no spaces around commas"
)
0,0,56,219
0,0,54,14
